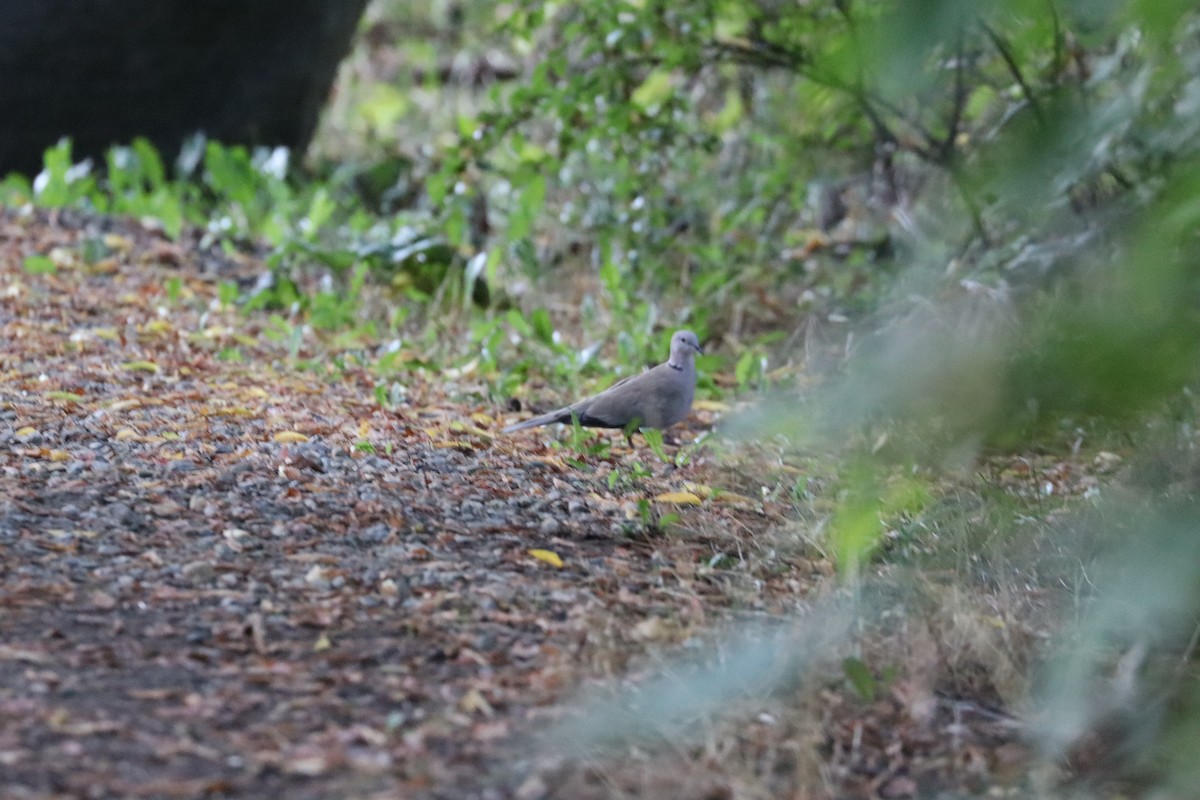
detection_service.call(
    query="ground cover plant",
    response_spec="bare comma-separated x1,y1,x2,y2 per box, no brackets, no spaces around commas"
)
3,0,1200,797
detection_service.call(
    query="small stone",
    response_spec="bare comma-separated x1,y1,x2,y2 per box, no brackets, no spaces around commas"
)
181,560,216,583
305,565,331,589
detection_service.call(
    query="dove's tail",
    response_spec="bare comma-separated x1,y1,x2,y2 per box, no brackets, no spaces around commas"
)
501,408,571,433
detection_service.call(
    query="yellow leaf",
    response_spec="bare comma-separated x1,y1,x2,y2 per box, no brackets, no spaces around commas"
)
528,549,564,568
109,399,141,411
47,450,70,461
15,427,37,438
102,233,133,252
450,422,493,438
122,360,160,373
358,420,370,438
210,406,255,418
273,431,310,444
93,327,120,341
141,319,173,337
654,491,702,506
313,634,332,652
530,456,569,472
470,412,494,426
459,688,494,715
114,428,138,441
693,399,731,412
43,391,83,402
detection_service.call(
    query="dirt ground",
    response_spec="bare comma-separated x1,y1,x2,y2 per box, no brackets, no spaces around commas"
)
0,208,1045,799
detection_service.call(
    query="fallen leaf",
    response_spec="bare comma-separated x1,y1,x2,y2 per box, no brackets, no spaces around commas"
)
122,360,160,373
528,549,564,568
284,751,332,776
459,688,494,715
141,319,173,337
102,233,134,252
653,491,702,506
273,431,310,443
0,645,50,663
631,616,669,641
42,391,84,402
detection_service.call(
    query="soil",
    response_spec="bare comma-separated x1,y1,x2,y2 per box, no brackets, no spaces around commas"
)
0,207,1041,799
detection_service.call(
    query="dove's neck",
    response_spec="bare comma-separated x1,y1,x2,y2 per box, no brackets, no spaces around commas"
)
667,347,691,371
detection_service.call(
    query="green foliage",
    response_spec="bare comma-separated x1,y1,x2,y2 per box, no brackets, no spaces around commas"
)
641,429,669,463
21,255,56,275
2,136,463,335
607,460,653,491
841,657,878,702
564,413,612,460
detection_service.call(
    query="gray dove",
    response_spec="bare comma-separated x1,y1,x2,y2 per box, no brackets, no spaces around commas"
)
502,329,703,438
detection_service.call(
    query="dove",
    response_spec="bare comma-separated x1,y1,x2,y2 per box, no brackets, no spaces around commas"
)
502,329,703,439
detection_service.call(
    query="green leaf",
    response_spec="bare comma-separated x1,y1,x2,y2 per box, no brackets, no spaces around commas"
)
217,281,240,307
829,462,884,579
506,309,532,337
43,390,84,402
531,308,555,344
842,657,877,701
642,428,668,462
509,172,546,241
631,69,675,112
22,255,56,275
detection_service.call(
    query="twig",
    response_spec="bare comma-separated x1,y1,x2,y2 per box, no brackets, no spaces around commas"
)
982,22,1044,125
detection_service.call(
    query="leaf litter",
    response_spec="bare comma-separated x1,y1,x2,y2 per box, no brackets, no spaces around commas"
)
0,206,1114,798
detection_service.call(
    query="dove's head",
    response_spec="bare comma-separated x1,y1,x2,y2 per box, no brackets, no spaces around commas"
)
668,329,703,367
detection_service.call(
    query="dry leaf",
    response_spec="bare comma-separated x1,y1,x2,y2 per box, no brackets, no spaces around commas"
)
528,549,564,568
43,390,84,402
653,491,702,506
122,360,160,373
273,431,310,443
459,688,495,715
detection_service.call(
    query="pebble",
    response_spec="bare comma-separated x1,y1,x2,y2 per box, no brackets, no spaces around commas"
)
181,560,216,583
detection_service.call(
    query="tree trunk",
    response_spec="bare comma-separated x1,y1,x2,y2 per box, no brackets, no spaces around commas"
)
0,0,370,175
